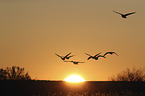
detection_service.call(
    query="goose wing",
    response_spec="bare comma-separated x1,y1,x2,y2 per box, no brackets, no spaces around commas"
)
64,52,72,58
94,53,101,57
98,55,106,58
78,61,85,63
55,53,62,58
103,52,110,56
87,56,93,60
103,52,108,56
64,61,72,62
125,12,136,16
104,52,118,56
67,55,75,58
113,52,118,56
113,10,122,15
85,53,92,56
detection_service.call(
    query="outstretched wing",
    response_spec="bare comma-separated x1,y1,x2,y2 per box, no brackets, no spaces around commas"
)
113,10,122,15
104,52,118,56
103,52,110,57
87,56,93,60
68,55,75,57
94,53,101,57
85,53,92,56
64,61,72,62
125,12,136,16
64,52,72,58
55,53,62,58
98,55,106,58
67,55,75,59
78,61,85,63
113,52,118,56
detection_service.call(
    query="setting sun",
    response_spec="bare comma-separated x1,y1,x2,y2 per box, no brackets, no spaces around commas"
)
64,75,85,82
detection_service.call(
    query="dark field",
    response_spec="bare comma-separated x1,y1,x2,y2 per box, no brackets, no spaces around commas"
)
0,80,145,96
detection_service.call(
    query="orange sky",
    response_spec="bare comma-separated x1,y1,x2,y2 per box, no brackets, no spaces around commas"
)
0,0,145,81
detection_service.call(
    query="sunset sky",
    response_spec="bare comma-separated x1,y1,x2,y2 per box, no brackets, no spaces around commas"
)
0,0,145,81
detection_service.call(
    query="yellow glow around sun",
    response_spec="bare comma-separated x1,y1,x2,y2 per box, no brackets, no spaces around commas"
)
64,75,85,82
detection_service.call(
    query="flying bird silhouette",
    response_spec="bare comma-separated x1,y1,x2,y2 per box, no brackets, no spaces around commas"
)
85,53,101,60
64,61,85,65
103,52,118,57
113,10,136,18
94,55,106,60
55,52,74,61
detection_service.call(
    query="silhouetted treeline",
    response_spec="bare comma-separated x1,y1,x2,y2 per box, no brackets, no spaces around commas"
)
110,67,145,81
0,66,31,80
0,80,145,96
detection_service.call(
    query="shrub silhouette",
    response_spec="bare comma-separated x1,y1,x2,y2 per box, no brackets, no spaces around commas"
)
0,69,7,80
0,66,31,80
110,67,145,81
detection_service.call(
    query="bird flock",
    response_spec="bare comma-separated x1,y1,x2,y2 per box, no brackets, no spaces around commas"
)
55,10,135,65
55,52,118,65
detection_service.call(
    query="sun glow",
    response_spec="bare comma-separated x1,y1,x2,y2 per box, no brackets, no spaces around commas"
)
64,75,85,82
